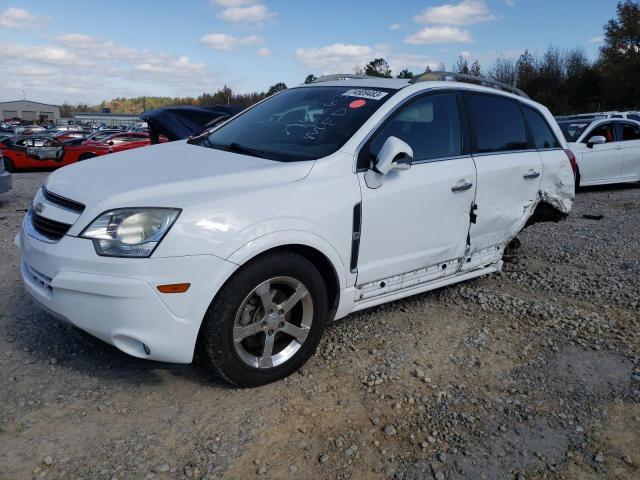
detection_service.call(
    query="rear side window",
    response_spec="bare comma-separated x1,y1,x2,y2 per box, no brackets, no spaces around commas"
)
369,93,462,162
617,122,640,141
523,106,560,149
466,93,527,153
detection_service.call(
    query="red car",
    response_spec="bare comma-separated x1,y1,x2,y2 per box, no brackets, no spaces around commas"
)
82,132,165,152
0,135,110,171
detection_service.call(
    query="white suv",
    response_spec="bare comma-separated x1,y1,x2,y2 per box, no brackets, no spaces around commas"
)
17,74,575,387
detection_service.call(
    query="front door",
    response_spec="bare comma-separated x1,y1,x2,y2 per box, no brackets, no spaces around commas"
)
356,92,475,285
579,122,624,183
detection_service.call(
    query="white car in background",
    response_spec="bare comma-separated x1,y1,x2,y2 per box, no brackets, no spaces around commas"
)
17,74,575,387
558,118,640,186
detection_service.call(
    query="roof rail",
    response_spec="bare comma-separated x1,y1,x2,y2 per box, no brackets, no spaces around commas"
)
311,74,379,83
409,71,529,99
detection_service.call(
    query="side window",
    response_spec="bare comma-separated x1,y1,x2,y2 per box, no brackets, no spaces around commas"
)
369,93,462,163
616,122,640,141
627,114,640,121
467,93,528,153
523,106,561,149
585,123,614,143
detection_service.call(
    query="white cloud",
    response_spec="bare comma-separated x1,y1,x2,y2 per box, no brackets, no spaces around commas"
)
414,1,495,26
257,47,272,57
389,23,401,30
405,26,473,44
589,36,603,44
218,3,276,23
200,33,263,51
212,0,256,6
0,7,47,29
387,53,441,74
504,0,515,6
295,43,388,72
0,36,222,104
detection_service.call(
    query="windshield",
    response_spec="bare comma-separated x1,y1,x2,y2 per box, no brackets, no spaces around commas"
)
558,120,592,142
189,86,395,161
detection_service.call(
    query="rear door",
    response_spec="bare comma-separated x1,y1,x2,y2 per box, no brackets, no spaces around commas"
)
615,121,640,180
578,122,624,183
464,92,542,257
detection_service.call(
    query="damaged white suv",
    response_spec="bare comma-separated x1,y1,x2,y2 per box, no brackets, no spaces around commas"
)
17,74,575,387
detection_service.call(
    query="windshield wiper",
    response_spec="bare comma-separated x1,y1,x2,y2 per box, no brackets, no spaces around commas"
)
226,142,268,158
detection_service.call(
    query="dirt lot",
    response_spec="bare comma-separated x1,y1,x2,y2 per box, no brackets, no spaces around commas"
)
0,172,639,480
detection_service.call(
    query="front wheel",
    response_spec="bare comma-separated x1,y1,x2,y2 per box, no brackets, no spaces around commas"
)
200,251,329,387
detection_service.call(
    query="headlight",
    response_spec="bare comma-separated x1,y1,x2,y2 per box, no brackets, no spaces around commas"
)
81,208,180,257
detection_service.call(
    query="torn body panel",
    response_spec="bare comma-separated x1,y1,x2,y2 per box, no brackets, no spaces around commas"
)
526,149,575,227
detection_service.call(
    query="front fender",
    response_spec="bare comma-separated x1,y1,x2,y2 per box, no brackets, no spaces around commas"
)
226,229,349,290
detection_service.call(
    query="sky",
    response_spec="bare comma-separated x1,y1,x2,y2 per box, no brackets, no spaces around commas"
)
0,0,621,105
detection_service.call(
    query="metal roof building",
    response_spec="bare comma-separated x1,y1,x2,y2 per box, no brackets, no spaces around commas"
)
0,100,60,122
71,111,141,127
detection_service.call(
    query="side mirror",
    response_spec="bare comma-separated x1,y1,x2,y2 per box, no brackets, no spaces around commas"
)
586,135,606,148
365,136,413,189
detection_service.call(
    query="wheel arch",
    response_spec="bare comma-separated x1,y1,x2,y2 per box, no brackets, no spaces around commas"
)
193,237,346,359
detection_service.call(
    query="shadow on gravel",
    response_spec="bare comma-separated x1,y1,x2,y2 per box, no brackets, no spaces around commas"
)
4,292,230,389
578,182,640,193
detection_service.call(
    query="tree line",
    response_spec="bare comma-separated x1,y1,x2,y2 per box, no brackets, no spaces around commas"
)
61,0,640,117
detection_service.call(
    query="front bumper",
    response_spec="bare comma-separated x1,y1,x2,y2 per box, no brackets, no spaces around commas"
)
18,219,238,363
0,170,11,193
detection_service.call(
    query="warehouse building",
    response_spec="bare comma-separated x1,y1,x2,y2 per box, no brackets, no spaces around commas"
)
71,111,141,127
0,100,60,122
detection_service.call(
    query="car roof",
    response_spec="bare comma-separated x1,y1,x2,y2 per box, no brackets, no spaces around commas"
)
297,76,534,104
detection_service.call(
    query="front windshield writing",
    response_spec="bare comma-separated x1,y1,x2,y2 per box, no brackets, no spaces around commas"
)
189,86,395,161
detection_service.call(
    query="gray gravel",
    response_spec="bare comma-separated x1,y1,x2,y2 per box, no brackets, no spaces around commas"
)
0,172,638,480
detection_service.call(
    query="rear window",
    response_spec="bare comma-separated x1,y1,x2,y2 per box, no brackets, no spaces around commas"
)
523,106,560,149
467,93,527,153
617,122,640,141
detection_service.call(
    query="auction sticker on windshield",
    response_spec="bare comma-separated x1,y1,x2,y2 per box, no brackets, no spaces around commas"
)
341,89,389,100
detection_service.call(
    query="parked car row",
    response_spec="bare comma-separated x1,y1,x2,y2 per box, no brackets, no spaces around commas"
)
0,105,242,171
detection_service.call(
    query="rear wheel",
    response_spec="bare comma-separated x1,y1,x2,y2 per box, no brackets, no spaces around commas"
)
3,157,15,172
200,251,329,387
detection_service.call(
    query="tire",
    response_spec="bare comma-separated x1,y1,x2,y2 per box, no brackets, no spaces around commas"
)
3,157,15,173
201,251,329,387
78,153,97,161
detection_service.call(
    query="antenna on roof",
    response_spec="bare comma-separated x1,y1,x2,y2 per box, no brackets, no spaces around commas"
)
22,90,26,100
409,71,529,99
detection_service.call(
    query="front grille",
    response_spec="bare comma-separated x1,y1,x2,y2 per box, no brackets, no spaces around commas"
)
42,188,85,213
31,212,72,241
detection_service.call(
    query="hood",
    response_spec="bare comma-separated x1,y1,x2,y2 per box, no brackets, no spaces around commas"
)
45,140,314,210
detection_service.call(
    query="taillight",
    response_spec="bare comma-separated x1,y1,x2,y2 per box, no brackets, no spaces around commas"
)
564,148,578,178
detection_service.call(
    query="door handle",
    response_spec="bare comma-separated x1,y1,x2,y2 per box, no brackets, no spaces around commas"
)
523,170,540,179
614,146,623,150
451,181,473,192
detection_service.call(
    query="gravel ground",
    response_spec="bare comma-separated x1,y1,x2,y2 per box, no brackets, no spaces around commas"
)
0,172,638,480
